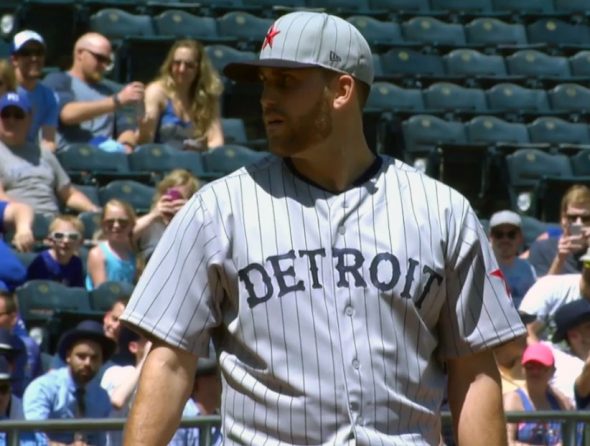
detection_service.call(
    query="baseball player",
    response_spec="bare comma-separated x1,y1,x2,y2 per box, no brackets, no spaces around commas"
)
121,11,526,446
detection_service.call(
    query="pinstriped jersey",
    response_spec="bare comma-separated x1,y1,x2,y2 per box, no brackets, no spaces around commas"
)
121,155,525,445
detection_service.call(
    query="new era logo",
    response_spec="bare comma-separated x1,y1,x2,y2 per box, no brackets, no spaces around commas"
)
329,51,341,62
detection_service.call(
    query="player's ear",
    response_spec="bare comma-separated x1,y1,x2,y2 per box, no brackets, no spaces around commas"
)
332,74,354,110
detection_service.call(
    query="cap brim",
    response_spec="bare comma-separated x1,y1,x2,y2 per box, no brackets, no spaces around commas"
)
223,59,322,82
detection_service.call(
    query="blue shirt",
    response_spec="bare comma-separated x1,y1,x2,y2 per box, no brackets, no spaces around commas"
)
26,250,84,287
22,367,111,446
0,395,44,446
0,201,26,291
499,257,537,309
17,84,58,145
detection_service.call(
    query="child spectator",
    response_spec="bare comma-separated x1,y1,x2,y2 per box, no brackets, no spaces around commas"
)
26,214,84,287
86,199,138,290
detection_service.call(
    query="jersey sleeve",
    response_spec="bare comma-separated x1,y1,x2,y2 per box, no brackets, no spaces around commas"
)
437,197,526,358
120,191,225,356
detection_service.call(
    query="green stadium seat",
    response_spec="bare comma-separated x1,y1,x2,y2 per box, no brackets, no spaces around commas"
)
444,49,507,78
527,116,590,146
201,144,269,178
486,82,550,115
99,180,155,214
89,281,134,312
401,16,466,47
466,116,530,145
423,82,487,114
464,18,528,47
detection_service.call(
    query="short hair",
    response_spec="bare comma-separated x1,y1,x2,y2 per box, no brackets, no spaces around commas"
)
560,185,590,215
0,291,17,314
49,214,85,236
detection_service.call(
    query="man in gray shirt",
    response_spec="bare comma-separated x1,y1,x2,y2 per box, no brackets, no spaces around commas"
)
0,92,99,217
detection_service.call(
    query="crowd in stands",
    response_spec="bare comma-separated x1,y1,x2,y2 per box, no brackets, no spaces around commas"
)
1,2,590,445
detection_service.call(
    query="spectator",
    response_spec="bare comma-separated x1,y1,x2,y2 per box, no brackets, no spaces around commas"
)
0,291,42,396
0,59,17,96
43,32,144,153
0,92,100,218
86,199,138,290
0,199,33,292
528,184,590,276
489,210,537,308
10,30,58,152
518,249,590,342
136,39,224,151
133,169,199,259
23,320,114,446
0,355,38,446
503,343,572,446
0,327,28,399
26,214,84,286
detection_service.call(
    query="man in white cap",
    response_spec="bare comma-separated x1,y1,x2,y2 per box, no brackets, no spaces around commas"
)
488,209,536,308
10,30,58,152
121,11,525,446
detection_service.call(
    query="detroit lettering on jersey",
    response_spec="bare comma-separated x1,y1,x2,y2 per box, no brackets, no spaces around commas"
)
239,247,442,309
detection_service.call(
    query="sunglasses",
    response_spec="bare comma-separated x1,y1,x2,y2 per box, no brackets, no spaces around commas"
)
51,231,80,242
0,109,25,120
0,383,10,395
82,48,114,70
17,48,45,58
566,214,590,224
491,229,518,240
103,218,130,228
172,59,198,70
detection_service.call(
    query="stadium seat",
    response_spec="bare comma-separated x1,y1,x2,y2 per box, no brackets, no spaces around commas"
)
443,49,507,78
504,148,572,215
99,180,156,214
367,82,425,113
505,50,571,80
368,0,430,13
15,0,79,68
118,35,176,84
89,281,134,312
201,144,268,178
464,18,528,47
305,0,371,14
569,51,590,77
205,44,257,80
401,16,466,47
221,118,267,150
216,11,273,51
553,0,590,14
466,116,530,145
486,82,550,114
77,211,102,241
423,82,487,114
491,0,554,14
72,184,101,209
89,8,155,44
153,10,235,45
430,0,492,13
527,116,590,146
548,83,590,114
570,150,590,176
401,114,467,162
527,19,590,46
57,143,131,185
379,48,445,81
128,143,209,181
346,16,403,49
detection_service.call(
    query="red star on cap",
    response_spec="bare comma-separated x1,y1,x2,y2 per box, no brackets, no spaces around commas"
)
490,268,511,297
262,24,280,50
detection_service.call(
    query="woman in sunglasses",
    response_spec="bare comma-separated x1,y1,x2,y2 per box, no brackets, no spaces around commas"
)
86,199,139,290
135,39,224,151
26,214,84,287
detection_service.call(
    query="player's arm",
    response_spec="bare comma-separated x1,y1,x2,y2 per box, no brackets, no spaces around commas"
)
446,349,507,446
123,340,198,446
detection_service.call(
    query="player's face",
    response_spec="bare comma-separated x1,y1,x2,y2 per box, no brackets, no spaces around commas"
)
0,105,30,146
49,220,82,260
103,302,125,340
490,224,521,260
66,340,103,384
259,67,333,157
170,46,199,87
13,42,45,80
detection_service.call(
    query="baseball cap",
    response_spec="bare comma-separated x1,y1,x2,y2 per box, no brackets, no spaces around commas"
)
223,11,374,87
489,210,521,229
0,92,31,114
552,298,590,342
521,342,554,367
11,30,45,54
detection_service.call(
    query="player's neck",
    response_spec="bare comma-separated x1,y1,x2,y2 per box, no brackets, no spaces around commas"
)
289,135,376,193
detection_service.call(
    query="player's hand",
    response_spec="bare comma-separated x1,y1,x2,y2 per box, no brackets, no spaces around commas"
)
117,82,145,106
12,228,34,252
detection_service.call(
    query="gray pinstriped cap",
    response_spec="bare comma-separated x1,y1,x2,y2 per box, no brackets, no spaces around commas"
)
223,11,374,86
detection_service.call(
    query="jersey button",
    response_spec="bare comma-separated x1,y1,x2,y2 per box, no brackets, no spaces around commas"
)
345,306,353,316
352,359,360,369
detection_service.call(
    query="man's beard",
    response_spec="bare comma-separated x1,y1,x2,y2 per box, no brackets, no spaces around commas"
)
266,89,332,157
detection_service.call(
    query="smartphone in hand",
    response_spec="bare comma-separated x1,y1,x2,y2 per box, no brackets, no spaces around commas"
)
166,188,182,201
570,222,583,236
